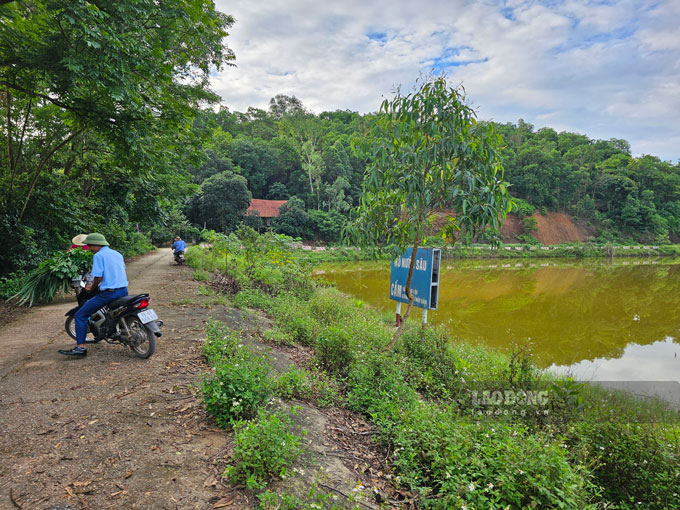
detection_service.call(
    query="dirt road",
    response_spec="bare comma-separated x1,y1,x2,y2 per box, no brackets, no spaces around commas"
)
0,249,231,510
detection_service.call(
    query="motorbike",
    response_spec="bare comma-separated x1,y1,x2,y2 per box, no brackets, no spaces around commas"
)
174,250,185,265
64,273,163,359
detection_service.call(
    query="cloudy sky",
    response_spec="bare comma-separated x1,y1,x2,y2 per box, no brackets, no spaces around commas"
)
211,0,680,161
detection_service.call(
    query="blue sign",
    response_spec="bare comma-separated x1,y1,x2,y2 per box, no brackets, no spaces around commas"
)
389,248,441,310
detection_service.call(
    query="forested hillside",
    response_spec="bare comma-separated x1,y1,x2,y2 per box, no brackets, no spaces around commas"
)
187,102,680,245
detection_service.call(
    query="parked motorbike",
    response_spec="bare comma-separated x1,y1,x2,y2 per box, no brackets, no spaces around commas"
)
64,273,162,359
174,250,185,265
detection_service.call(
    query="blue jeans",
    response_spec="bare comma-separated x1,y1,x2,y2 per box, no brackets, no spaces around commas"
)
75,287,128,345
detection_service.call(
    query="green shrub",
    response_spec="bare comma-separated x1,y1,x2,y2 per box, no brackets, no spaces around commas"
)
0,271,25,300
397,326,463,399
568,422,680,509
263,327,296,347
274,366,341,407
522,216,538,233
309,287,356,325
258,484,348,510
225,409,306,490
201,320,241,366
270,296,320,345
234,288,273,310
201,346,273,427
122,231,155,257
513,198,536,218
193,268,210,281
314,326,353,376
279,263,316,299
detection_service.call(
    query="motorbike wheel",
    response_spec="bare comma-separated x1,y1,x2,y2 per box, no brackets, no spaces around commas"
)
125,316,156,359
64,316,98,342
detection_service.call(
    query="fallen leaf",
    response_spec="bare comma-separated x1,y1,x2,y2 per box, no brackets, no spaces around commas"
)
213,494,235,508
124,471,134,479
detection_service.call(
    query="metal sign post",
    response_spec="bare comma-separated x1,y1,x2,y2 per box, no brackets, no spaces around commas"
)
389,248,441,324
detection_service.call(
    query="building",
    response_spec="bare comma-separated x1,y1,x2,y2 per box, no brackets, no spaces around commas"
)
246,199,288,227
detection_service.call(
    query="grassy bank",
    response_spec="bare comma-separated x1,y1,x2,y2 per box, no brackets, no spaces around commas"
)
291,241,680,265
189,229,680,509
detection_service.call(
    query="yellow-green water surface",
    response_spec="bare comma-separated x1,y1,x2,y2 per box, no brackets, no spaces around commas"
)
315,258,680,381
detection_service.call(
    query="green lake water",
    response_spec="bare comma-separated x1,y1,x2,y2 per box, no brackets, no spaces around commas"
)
315,258,680,381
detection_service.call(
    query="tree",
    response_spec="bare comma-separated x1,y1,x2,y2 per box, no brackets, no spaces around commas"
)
268,94,305,120
267,182,289,200
0,0,234,220
272,196,310,238
188,171,251,233
230,137,278,197
347,77,512,348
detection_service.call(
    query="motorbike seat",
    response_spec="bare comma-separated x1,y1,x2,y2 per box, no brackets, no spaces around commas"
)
108,294,148,309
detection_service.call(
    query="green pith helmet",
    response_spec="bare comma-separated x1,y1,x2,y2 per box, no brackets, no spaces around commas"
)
83,232,109,246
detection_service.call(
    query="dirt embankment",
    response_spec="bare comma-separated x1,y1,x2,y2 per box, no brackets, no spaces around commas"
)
433,210,595,245
501,212,595,244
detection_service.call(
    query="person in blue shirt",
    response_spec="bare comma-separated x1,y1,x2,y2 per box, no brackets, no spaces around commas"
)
172,236,186,255
58,233,128,358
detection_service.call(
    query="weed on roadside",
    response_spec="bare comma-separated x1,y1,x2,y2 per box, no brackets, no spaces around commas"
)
225,408,306,490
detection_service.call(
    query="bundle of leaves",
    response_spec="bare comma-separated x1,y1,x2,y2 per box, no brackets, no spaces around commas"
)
11,248,92,306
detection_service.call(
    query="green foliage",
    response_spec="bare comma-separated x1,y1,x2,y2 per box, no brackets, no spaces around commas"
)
258,483,349,510
274,366,340,407
192,231,680,509
201,320,240,366
147,208,200,244
193,268,210,281
187,171,252,233
0,271,25,300
1,0,234,277
522,216,538,233
272,197,311,238
234,288,273,310
314,326,353,377
225,409,306,490
263,327,296,347
348,76,512,254
568,422,680,509
122,232,155,257
270,296,320,346
513,198,537,218
11,248,92,306
201,344,273,427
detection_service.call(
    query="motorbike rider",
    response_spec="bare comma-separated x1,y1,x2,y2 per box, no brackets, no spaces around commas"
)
58,233,128,358
172,236,186,260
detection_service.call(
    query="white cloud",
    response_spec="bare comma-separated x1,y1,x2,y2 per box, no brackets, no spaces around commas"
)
212,0,680,161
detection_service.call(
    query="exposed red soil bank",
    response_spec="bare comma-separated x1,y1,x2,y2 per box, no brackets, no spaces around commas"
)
501,212,595,245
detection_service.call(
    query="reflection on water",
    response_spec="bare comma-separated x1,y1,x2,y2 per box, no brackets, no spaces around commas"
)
551,337,680,381
316,258,680,380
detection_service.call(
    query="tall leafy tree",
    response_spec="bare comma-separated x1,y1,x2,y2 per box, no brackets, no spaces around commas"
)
348,77,512,347
0,0,234,219
187,171,251,233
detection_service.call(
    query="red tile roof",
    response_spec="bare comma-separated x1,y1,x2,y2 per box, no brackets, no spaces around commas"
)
247,199,288,218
